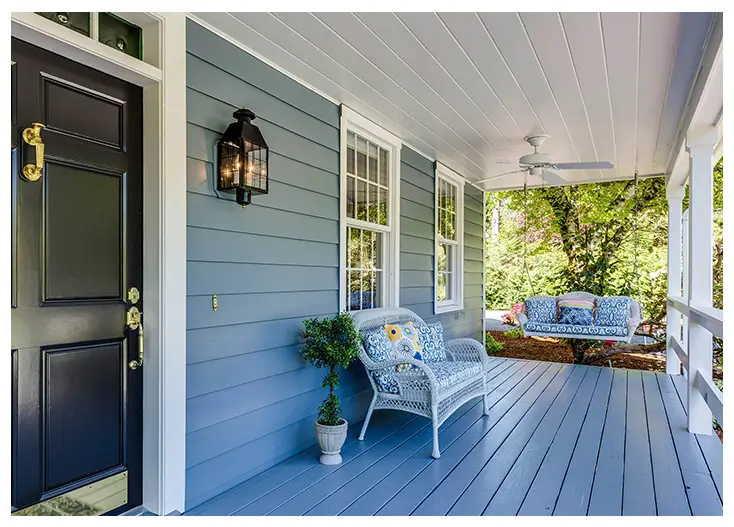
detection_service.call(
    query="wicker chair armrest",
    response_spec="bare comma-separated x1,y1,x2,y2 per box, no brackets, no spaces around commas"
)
516,312,528,326
445,338,489,370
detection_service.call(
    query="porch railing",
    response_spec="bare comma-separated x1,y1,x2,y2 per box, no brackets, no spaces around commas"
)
667,296,723,431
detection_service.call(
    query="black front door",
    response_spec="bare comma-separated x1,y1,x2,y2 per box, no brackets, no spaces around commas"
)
11,38,143,516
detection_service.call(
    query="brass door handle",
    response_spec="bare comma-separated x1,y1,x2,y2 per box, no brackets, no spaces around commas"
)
126,306,144,370
22,123,45,182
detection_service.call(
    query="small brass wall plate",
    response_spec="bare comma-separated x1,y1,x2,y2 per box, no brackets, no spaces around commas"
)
212,294,218,311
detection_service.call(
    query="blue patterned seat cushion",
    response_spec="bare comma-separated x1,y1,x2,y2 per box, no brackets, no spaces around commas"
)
424,361,482,390
594,297,631,327
524,322,628,337
363,328,399,394
372,370,399,395
525,297,558,324
416,322,447,363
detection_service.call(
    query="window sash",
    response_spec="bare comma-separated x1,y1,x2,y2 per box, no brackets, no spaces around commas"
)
345,225,386,311
346,130,390,229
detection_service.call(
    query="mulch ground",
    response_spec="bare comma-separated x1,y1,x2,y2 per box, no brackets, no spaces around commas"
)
488,331,667,371
487,331,723,442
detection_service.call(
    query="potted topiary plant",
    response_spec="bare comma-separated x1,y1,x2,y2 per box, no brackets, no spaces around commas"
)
300,312,361,465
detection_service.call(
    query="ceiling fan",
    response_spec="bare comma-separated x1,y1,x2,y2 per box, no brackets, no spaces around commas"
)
477,134,614,186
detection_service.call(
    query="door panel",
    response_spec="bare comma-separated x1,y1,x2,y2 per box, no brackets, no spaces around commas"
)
44,162,124,303
11,37,143,515
44,341,125,491
42,74,125,149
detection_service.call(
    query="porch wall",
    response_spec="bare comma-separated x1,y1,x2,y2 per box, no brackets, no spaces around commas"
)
183,19,483,510
399,147,485,339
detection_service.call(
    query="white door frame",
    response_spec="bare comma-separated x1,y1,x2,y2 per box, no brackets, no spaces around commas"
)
10,12,187,515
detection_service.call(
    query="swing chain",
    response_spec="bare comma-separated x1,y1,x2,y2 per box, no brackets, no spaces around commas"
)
633,170,641,304
523,175,536,295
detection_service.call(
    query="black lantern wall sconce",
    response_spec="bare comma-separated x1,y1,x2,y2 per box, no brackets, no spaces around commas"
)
217,108,269,208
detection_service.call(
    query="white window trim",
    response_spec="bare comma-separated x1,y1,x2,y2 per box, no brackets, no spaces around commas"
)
339,105,402,312
434,162,465,315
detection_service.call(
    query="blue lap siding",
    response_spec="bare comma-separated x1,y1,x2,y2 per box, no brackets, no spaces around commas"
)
185,19,484,510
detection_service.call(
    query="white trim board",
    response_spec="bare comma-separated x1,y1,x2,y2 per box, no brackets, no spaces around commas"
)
10,12,187,516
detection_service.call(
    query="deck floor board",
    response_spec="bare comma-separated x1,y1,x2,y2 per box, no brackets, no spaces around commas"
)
184,362,722,517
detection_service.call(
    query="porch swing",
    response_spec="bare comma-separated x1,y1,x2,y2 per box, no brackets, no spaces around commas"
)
515,172,643,344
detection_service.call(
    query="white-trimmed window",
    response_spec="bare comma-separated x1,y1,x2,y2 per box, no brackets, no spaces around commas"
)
340,106,401,312
435,163,465,314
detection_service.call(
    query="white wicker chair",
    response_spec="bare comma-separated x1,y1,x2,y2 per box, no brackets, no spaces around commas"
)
351,307,489,459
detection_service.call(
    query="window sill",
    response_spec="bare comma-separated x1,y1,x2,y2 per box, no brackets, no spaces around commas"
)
435,302,463,315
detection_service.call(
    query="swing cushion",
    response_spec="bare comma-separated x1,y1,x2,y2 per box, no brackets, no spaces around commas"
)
557,298,595,325
594,297,632,327
525,297,558,324
524,322,629,338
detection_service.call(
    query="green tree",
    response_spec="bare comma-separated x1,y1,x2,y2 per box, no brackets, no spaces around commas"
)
300,313,361,426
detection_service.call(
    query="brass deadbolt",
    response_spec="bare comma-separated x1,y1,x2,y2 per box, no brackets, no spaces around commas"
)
128,287,140,305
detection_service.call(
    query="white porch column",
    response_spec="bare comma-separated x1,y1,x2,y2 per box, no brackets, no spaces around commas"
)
681,209,689,377
685,127,717,435
665,185,684,374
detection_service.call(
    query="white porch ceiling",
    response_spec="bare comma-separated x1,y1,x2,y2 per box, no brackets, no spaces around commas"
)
191,12,716,190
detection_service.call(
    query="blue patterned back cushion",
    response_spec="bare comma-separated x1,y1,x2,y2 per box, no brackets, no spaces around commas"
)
594,297,631,327
362,328,399,394
416,322,447,363
525,298,557,324
558,306,593,325
362,328,392,363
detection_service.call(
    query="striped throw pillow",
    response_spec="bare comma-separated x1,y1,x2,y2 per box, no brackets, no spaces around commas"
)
557,298,595,325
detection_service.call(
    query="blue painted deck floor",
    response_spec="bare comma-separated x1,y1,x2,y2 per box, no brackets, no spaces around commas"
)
186,358,723,516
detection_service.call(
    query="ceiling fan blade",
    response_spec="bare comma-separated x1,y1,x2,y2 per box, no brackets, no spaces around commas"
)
540,171,567,186
476,169,527,185
553,161,615,170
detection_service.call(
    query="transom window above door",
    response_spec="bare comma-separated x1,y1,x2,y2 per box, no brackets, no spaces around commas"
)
340,106,401,312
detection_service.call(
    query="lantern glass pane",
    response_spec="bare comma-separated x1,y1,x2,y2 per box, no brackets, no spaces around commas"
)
219,141,241,190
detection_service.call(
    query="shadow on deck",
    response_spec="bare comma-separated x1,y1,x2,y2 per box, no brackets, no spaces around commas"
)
186,357,723,516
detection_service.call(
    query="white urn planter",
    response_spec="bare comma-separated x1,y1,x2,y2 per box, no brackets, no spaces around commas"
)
315,419,348,465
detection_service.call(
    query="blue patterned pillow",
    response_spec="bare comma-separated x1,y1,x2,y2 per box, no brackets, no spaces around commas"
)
558,306,593,325
595,297,631,327
362,328,392,363
416,322,447,363
362,328,399,394
525,298,557,324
